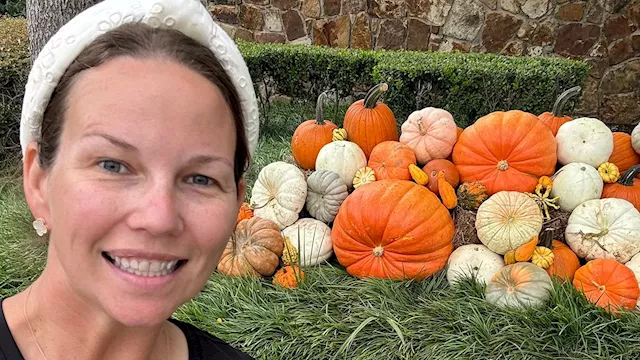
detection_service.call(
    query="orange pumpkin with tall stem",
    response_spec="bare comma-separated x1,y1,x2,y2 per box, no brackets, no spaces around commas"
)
343,83,399,158
291,90,338,169
540,228,580,282
538,86,581,136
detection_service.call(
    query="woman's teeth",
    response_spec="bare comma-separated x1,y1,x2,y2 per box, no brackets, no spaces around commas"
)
103,252,182,277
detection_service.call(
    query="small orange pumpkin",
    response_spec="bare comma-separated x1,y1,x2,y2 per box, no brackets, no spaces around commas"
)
236,202,254,224
423,159,460,194
368,141,417,181
343,83,399,159
601,164,640,211
538,86,581,136
273,265,305,288
573,258,640,313
291,91,338,169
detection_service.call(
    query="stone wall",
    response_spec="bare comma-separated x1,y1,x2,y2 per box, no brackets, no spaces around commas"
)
207,0,640,126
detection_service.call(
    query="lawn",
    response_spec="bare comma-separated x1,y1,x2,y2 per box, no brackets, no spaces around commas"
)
1,101,640,360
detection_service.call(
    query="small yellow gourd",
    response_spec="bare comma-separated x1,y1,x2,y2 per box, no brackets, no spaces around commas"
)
409,164,429,186
504,250,516,265
437,171,457,209
281,236,298,266
332,128,348,141
531,246,554,269
598,162,620,183
353,166,376,189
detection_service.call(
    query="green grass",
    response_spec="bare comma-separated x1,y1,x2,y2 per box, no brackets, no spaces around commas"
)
2,101,640,359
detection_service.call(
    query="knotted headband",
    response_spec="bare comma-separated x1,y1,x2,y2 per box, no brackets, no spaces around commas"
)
20,0,259,159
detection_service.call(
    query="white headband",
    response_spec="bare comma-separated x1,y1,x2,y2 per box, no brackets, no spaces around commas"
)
20,0,259,160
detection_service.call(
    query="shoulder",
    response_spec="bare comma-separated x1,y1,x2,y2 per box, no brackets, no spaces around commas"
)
169,318,254,360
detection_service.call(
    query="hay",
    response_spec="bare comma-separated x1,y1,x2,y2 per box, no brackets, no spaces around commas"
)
452,206,481,249
541,208,572,243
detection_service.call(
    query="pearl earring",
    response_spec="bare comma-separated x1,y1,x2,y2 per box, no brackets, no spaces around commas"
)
33,218,48,236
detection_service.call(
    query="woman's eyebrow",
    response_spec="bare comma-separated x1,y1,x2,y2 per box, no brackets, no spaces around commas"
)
81,131,138,152
187,154,233,169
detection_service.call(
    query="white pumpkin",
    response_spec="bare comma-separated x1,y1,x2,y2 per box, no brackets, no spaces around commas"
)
556,117,613,168
632,123,640,155
625,253,640,309
475,191,543,255
282,218,333,266
305,170,348,223
446,244,505,286
250,161,307,229
565,198,640,263
316,141,367,188
550,163,603,212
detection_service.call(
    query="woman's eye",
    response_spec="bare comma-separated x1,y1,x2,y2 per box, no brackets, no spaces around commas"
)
189,175,214,186
99,160,127,174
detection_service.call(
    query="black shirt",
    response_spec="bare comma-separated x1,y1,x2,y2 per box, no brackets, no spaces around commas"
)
0,298,253,360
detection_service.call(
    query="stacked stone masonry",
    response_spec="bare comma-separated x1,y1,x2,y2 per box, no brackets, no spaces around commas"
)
207,0,640,126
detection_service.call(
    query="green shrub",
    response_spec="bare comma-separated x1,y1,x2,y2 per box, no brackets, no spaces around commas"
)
0,16,28,164
0,0,25,17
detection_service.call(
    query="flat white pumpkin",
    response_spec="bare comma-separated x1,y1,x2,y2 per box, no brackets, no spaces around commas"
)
282,218,333,266
446,244,505,286
625,253,640,309
632,123,640,155
306,170,348,223
565,198,640,263
556,117,613,168
475,191,543,255
550,163,603,212
250,161,307,229
316,141,367,188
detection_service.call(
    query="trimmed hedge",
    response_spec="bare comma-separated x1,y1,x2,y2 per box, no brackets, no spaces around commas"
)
239,41,590,127
1,17,590,161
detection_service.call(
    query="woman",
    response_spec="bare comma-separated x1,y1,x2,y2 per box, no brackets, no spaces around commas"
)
0,0,258,358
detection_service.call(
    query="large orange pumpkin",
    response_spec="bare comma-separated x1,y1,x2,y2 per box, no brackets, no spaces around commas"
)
573,258,640,313
332,179,455,280
538,86,581,136
291,91,338,169
601,164,640,211
539,228,580,281
609,132,640,175
367,141,417,181
423,159,460,193
343,83,399,158
452,110,557,195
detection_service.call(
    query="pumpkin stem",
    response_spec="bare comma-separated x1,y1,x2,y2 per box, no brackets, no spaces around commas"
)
417,115,427,135
497,160,509,171
617,164,640,186
315,90,331,125
540,228,555,249
372,246,384,257
364,83,388,109
552,86,581,117
590,280,606,293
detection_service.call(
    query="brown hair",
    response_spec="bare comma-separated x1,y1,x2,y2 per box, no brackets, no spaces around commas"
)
39,22,250,184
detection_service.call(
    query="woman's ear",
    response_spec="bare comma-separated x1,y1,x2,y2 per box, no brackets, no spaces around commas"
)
236,176,247,208
22,142,51,222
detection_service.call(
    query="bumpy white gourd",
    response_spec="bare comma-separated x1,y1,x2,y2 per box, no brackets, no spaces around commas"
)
250,161,307,229
565,198,640,263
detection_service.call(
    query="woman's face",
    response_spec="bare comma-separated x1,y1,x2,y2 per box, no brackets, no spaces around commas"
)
31,56,244,326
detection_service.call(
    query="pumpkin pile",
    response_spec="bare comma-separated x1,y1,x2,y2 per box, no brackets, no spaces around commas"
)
219,84,640,313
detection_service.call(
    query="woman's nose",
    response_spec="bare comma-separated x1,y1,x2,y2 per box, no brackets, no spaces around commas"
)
126,180,185,237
